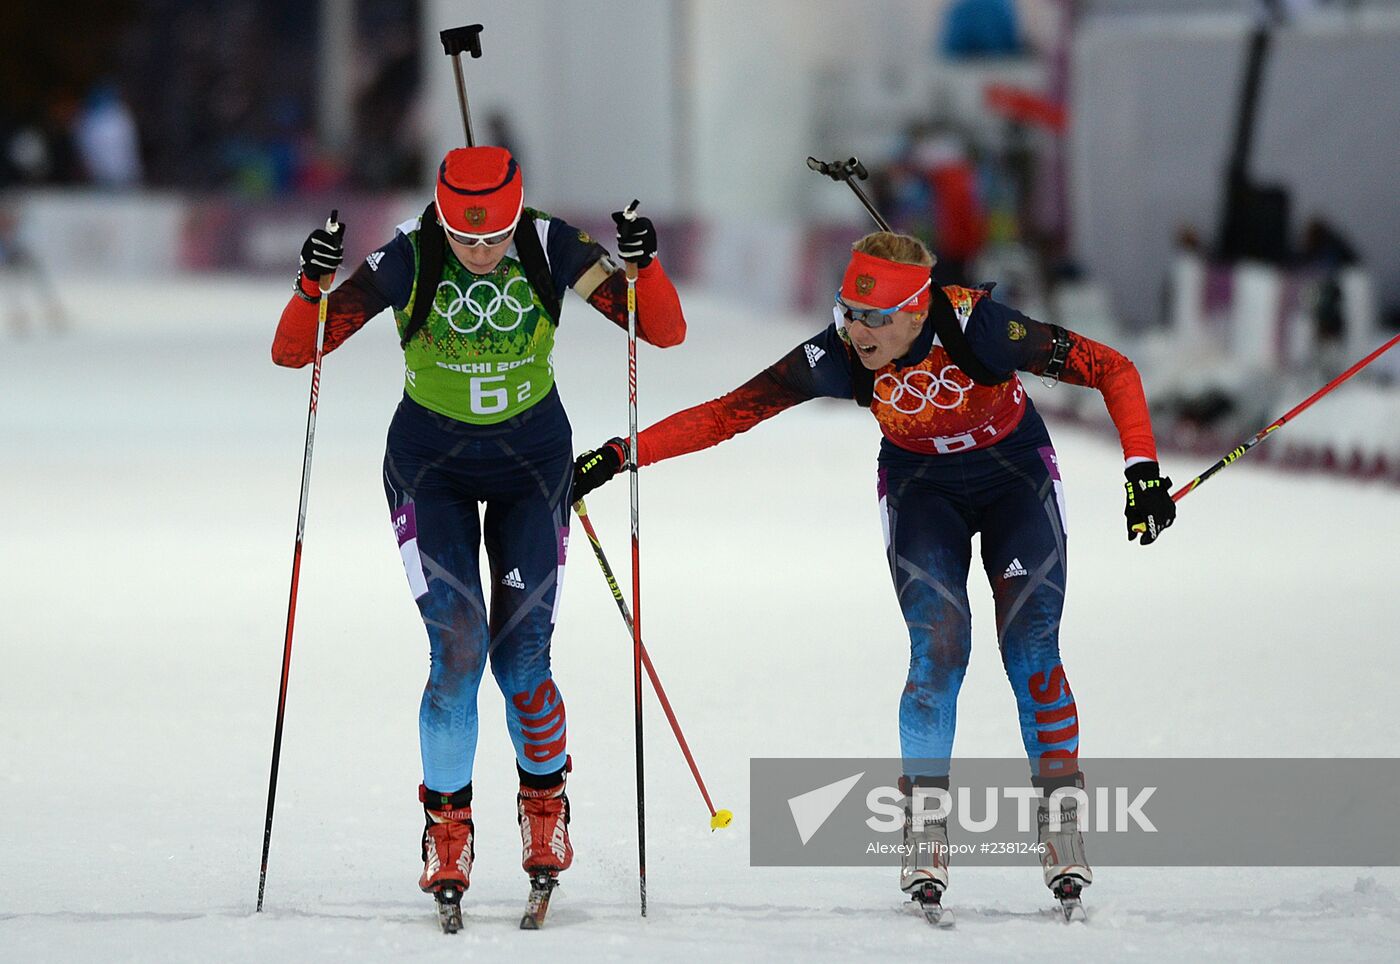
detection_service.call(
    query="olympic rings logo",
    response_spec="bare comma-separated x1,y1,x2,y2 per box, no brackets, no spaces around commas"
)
873,365,974,414
436,276,535,334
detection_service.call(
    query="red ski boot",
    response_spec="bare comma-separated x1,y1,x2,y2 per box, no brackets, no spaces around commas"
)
419,783,474,918
517,764,573,878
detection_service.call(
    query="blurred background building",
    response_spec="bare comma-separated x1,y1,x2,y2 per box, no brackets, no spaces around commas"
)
4,0,1400,476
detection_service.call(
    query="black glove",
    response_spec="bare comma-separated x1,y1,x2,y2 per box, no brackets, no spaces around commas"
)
1124,461,1176,546
572,438,629,501
612,205,656,268
299,221,346,281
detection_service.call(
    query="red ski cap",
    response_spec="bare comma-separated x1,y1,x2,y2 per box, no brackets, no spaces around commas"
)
434,146,524,238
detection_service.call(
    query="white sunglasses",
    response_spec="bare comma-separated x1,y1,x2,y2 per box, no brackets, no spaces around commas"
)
443,221,517,247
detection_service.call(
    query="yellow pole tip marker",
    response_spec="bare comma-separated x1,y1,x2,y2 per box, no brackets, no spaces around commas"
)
711,809,734,831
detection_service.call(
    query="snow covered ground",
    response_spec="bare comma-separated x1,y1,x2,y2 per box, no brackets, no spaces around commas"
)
4,277,1400,962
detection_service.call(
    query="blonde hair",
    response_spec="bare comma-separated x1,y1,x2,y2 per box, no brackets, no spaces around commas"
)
852,231,935,268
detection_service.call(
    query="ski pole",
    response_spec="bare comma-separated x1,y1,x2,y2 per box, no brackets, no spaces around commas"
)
621,199,647,917
1172,329,1400,501
573,499,733,830
258,211,340,912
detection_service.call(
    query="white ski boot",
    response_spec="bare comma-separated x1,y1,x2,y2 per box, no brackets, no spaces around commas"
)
899,778,952,926
1037,790,1091,921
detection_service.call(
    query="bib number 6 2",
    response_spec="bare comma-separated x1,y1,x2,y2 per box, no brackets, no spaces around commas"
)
469,375,532,415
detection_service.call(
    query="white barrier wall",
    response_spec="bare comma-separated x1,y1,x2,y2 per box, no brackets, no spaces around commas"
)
10,191,186,276
420,0,953,220
420,1,683,218
1071,10,1400,327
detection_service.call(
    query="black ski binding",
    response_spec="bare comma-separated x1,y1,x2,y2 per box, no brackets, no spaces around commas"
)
910,881,954,928
434,884,464,934
1051,875,1087,923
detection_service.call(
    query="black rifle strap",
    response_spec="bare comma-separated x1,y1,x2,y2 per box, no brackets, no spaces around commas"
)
926,283,1008,387
399,207,560,350
511,211,561,325
1041,324,1072,383
849,346,874,407
400,202,444,349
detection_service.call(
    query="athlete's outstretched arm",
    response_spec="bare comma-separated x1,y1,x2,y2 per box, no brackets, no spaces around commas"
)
571,368,809,499
571,327,855,499
633,367,810,465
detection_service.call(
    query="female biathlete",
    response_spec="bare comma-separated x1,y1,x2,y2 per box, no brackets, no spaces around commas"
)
272,146,687,917
570,231,1175,915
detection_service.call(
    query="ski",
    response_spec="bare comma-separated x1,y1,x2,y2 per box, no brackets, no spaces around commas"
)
1051,876,1087,923
1057,897,1087,923
909,881,955,928
520,872,559,930
434,884,464,934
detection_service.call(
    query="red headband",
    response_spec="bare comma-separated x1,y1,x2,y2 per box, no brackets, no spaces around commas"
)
840,250,932,313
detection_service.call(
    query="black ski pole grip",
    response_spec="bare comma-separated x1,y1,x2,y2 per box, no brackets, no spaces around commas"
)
440,24,484,58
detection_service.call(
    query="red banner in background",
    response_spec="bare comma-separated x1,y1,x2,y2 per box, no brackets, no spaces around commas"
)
983,84,1067,134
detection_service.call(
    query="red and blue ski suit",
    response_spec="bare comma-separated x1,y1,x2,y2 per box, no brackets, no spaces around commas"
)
272,212,686,794
630,285,1157,782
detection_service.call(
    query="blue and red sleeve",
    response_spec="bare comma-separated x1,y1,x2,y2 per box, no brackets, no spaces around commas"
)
967,296,1158,462
636,325,854,465
583,258,687,348
1055,332,1158,463
270,266,392,368
541,213,687,348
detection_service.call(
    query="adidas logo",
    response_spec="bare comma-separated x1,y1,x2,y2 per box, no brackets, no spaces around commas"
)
804,343,825,368
366,250,385,270
501,568,525,589
1003,558,1028,579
